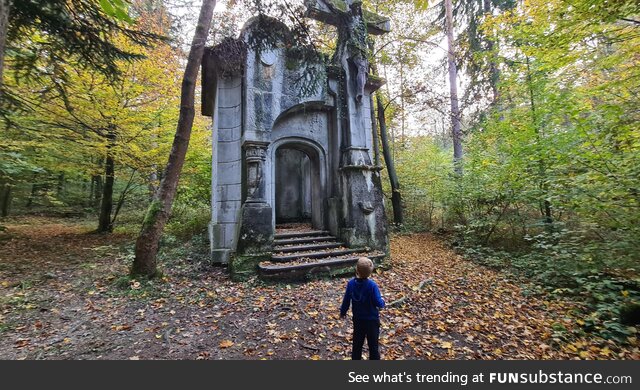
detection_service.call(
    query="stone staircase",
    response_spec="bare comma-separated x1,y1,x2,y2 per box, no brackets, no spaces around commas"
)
258,225,385,281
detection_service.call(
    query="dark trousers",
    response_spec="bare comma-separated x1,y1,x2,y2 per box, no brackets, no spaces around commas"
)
352,318,380,360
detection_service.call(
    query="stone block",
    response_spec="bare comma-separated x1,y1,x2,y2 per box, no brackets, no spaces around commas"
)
217,200,241,224
211,249,231,264
217,161,241,184
218,184,242,202
218,125,241,142
217,140,241,162
218,86,242,108
210,221,238,249
236,202,274,255
219,105,242,129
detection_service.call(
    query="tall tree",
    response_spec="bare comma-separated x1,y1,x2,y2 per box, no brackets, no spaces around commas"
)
2,0,161,109
0,0,10,83
445,0,463,174
131,0,217,278
376,94,403,225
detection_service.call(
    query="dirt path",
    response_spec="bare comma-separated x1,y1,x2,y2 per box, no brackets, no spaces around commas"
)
0,217,637,359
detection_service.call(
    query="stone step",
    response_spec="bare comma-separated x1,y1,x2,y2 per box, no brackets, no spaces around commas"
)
271,248,361,262
274,230,330,239
273,242,343,253
258,253,386,281
273,235,336,246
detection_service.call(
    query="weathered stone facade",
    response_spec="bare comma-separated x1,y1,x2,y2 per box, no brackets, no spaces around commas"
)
202,0,391,278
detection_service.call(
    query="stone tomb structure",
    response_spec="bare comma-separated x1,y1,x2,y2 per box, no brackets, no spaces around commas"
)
202,0,390,280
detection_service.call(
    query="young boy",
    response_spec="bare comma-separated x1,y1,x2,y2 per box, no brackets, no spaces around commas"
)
340,257,385,360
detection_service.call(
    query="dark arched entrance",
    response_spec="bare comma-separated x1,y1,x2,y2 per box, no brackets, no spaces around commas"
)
270,139,326,230
275,147,311,224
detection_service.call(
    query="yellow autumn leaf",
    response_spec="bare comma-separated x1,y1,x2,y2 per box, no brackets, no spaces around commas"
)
219,340,234,348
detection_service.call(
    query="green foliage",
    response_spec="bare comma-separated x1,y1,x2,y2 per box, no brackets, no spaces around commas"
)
166,199,210,241
392,0,640,343
7,0,161,83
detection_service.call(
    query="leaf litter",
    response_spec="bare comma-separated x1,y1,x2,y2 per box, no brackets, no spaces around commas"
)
0,217,638,360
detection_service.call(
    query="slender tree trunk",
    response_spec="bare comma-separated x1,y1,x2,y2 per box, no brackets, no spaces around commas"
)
111,169,136,228
26,173,37,208
525,55,553,226
1,183,11,217
0,0,11,87
370,45,403,225
98,128,116,233
57,172,65,196
94,174,103,208
399,62,405,145
131,0,217,278
483,0,500,103
445,0,463,175
369,94,380,167
148,170,158,199
88,175,95,206
377,94,403,225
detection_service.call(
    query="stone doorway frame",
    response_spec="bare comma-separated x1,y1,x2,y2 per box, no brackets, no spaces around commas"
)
267,137,327,231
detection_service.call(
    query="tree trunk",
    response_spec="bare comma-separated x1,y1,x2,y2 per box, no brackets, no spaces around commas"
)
111,169,136,228
94,174,103,208
148,170,158,199
483,0,500,103
0,0,11,87
1,183,11,217
57,172,65,196
131,0,217,278
97,129,116,233
88,175,94,207
399,62,405,146
26,173,38,208
376,94,403,225
525,55,553,226
370,43,403,225
445,0,463,175
369,94,380,167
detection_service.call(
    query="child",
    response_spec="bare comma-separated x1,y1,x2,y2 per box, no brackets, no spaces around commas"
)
340,257,385,360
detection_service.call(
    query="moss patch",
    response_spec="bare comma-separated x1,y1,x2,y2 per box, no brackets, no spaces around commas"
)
230,254,270,281
142,200,162,230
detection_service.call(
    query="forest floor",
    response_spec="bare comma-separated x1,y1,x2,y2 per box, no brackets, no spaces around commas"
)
0,216,638,360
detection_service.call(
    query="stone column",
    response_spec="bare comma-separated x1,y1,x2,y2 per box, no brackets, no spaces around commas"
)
235,140,273,261
244,141,269,203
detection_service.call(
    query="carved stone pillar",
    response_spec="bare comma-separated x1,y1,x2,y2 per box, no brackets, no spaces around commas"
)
233,141,273,277
244,141,269,203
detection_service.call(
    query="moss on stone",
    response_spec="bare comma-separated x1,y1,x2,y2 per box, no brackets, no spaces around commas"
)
229,254,269,281
326,0,348,13
363,9,389,25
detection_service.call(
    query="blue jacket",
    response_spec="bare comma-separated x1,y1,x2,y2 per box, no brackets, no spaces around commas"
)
340,278,385,321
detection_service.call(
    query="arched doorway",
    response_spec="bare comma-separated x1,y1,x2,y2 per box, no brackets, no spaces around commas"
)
275,147,311,224
269,139,327,230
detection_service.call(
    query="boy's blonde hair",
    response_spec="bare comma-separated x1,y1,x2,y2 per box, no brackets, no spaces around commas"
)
355,257,374,279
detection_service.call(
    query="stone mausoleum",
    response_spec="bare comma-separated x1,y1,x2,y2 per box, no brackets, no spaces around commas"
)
202,0,390,280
